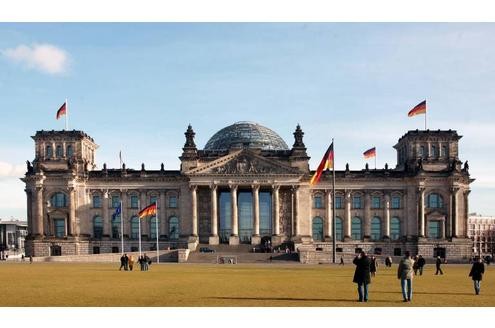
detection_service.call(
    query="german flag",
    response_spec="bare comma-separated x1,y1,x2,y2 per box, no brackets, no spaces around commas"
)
56,102,67,120
138,203,157,219
363,147,376,159
310,142,334,186
408,100,427,117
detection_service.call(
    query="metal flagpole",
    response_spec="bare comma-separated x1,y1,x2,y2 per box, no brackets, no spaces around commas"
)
138,200,142,257
65,98,68,131
424,99,427,130
155,202,159,263
374,152,377,170
332,138,336,264
120,200,124,255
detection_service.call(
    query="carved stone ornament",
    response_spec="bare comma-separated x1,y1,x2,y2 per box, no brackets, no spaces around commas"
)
212,155,277,174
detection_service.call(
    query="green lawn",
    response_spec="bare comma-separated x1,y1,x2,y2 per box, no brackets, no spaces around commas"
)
0,262,493,306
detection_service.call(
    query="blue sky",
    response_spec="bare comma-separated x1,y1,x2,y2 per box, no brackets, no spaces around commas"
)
1,23,494,219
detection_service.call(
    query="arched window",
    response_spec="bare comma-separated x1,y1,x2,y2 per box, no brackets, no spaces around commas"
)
312,217,324,241
371,217,381,241
313,195,323,209
150,216,160,239
130,216,140,240
93,216,103,239
441,145,448,158
56,145,63,157
351,217,362,240
112,214,121,239
420,145,426,158
66,145,73,158
335,217,343,241
428,193,443,208
390,217,401,240
46,145,53,158
50,192,67,208
169,216,180,240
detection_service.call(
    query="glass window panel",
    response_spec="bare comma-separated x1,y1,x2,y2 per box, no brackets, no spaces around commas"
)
259,191,272,236
335,196,343,209
371,196,381,209
169,217,180,240
46,145,53,158
314,196,323,209
51,193,67,208
130,216,139,239
112,215,121,239
150,196,158,207
111,195,120,208
219,192,231,243
428,221,441,239
391,196,401,209
351,217,362,240
238,191,253,243
150,216,159,239
335,217,343,241
66,145,73,158
390,217,401,240
54,218,65,238
56,145,63,157
93,216,103,239
352,196,362,209
130,195,139,209
168,196,177,208
312,217,324,241
92,195,101,208
371,217,381,240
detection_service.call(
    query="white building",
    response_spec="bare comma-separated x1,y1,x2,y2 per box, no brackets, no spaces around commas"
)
0,219,28,258
468,213,495,256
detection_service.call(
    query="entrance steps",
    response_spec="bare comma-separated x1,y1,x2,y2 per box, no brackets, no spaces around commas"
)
188,244,299,263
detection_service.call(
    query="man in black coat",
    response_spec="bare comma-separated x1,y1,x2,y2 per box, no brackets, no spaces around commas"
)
417,255,426,276
469,256,485,295
353,251,372,302
435,256,444,275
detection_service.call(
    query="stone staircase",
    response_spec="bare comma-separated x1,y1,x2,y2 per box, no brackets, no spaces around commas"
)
187,244,299,263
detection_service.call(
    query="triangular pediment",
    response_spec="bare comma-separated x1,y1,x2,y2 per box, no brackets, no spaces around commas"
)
186,149,302,176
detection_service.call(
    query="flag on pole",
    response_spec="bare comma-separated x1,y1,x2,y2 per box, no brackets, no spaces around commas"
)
363,147,376,159
56,102,67,119
112,203,122,219
408,100,427,117
138,203,157,219
310,142,334,186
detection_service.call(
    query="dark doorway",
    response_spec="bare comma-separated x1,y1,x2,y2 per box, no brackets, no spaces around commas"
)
434,247,446,259
50,245,62,256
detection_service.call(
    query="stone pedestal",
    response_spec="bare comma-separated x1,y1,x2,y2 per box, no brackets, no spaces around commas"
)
187,235,198,251
177,249,190,263
251,235,261,245
209,235,220,245
229,235,239,245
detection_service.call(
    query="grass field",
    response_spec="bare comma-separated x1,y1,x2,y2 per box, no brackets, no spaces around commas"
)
0,262,493,307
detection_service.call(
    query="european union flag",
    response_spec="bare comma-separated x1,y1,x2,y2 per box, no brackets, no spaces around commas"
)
112,204,121,218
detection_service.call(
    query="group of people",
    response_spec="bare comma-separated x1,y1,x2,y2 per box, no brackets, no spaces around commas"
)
352,251,486,302
119,253,151,271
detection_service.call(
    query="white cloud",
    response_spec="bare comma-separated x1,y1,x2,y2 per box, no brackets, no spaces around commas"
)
0,161,25,178
2,43,69,75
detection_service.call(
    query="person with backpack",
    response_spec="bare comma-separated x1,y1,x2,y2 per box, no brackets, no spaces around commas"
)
469,256,485,295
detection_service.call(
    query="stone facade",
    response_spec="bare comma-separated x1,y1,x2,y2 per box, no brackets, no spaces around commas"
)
22,123,474,261
468,214,495,256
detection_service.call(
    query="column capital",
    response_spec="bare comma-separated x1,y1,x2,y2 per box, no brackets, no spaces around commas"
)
189,184,198,192
228,183,238,191
251,184,260,191
209,183,218,191
450,186,460,193
271,184,281,191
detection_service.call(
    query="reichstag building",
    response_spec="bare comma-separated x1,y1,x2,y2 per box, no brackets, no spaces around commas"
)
23,121,474,260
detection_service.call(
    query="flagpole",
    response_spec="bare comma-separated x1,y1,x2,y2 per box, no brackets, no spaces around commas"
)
65,98,68,131
424,99,427,130
138,201,142,257
332,138,336,264
155,202,159,264
374,153,377,170
120,200,124,256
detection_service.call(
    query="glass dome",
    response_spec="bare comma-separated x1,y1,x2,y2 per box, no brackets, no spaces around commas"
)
204,121,289,151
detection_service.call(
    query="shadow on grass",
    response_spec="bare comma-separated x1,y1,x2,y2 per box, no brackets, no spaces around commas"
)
206,296,401,303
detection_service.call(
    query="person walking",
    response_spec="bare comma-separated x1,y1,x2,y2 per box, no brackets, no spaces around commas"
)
119,254,126,271
340,256,344,265
128,255,135,271
413,256,419,275
143,253,150,271
469,256,485,295
397,251,415,302
370,256,377,277
417,255,425,276
353,251,371,302
138,256,144,271
435,256,444,275
123,253,129,271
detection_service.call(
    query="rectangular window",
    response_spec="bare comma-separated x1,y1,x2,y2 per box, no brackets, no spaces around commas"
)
391,196,401,209
314,195,323,209
130,195,139,209
92,195,101,208
54,219,65,238
111,246,119,253
168,195,177,208
335,196,343,209
371,196,381,209
150,196,158,207
394,248,402,256
93,246,100,254
428,221,441,239
111,195,120,208
352,196,362,209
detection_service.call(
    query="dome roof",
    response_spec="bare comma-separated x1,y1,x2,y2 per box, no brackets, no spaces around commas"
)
204,121,289,151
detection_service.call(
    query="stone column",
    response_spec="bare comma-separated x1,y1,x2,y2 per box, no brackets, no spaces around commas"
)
190,185,198,237
325,190,332,239
364,191,371,239
35,186,44,236
344,191,351,239
418,188,425,237
68,187,76,236
209,184,219,245
272,185,280,236
451,188,459,238
103,190,110,237
229,185,239,245
25,189,33,236
159,190,166,238
293,186,300,237
384,193,391,238
251,185,261,245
